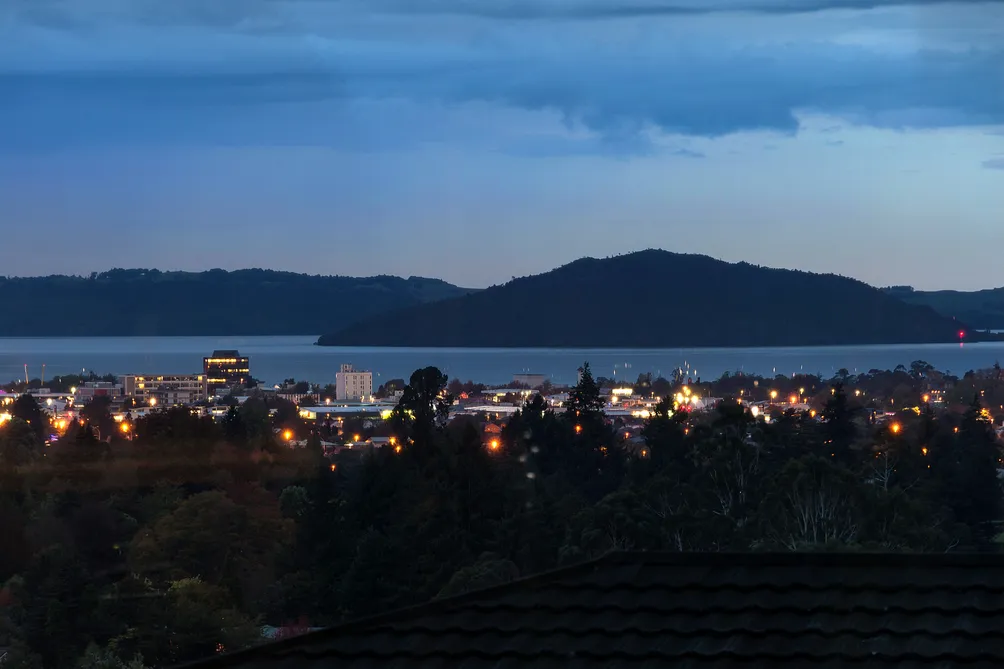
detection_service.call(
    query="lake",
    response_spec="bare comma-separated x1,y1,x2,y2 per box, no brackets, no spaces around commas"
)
4,336,1004,387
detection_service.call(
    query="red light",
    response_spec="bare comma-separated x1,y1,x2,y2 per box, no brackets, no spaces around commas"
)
959,330,965,339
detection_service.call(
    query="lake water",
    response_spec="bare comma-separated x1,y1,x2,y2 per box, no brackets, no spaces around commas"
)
4,336,1004,387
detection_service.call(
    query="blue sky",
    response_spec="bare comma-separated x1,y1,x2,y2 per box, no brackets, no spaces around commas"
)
1,0,1002,289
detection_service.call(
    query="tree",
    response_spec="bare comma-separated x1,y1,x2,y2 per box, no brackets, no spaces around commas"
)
79,396,114,441
10,394,47,442
0,418,42,468
391,367,452,457
761,456,860,550
821,383,859,463
138,578,260,666
566,363,604,421
436,553,519,598
129,489,293,608
76,643,149,669
930,396,1003,548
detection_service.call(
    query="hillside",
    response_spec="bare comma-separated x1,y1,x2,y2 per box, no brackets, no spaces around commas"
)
885,286,1004,331
0,269,471,336
318,250,969,348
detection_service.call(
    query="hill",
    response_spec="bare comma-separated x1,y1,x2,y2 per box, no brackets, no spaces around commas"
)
318,250,969,348
885,286,1004,331
0,269,472,336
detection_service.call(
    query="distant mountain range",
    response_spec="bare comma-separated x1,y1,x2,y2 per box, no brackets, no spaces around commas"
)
318,250,974,348
3,258,993,345
0,269,472,337
884,286,1004,331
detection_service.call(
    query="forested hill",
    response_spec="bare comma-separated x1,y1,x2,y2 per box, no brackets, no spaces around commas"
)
885,286,1004,331
319,250,970,348
0,269,471,336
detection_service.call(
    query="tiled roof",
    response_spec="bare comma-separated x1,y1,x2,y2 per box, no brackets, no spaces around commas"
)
184,552,1004,669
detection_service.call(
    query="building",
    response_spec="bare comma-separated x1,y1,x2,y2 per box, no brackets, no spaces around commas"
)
335,364,373,401
73,381,122,404
182,552,1004,669
513,373,547,388
203,350,250,396
121,374,207,405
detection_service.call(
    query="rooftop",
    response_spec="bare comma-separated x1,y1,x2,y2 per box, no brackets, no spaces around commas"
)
180,551,1004,669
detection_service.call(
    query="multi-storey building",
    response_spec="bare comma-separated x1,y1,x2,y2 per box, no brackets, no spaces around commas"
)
203,350,250,396
335,364,373,401
121,374,207,405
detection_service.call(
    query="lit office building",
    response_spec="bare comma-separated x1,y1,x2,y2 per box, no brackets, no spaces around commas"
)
203,350,250,395
121,374,207,405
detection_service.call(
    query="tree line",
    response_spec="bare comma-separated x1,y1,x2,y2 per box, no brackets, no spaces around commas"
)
0,363,1001,668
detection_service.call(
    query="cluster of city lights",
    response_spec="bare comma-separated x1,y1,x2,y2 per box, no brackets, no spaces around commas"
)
673,386,699,409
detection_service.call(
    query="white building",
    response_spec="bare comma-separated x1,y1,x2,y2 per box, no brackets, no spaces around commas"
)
335,364,373,401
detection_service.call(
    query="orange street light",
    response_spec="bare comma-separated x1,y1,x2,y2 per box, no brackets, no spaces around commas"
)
283,429,293,441
574,424,582,434
120,422,131,433
489,439,500,451
890,422,901,435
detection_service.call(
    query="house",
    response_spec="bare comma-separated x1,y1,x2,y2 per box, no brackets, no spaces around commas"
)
179,551,1004,668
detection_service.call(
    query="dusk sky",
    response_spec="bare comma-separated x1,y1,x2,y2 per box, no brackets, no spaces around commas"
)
1,0,1002,290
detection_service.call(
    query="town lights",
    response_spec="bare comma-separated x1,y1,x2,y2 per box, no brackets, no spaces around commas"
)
489,439,500,451
149,398,157,406
283,429,293,441
890,422,901,435
770,390,778,401
120,422,130,433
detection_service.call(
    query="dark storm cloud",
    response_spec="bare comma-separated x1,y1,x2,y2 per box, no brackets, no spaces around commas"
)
4,37,1000,149
2,0,1001,150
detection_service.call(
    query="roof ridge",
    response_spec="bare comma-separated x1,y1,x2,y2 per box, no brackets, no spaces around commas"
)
364,625,1004,640
456,602,1004,615
602,552,1004,568
283,647,1004,662
530,582,1004,594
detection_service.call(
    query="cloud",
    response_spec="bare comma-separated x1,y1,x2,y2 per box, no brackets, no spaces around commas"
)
984,158,1004,170
12,0,1004,27
670,148,706,158
1,0,1002,152
363,0,1004,20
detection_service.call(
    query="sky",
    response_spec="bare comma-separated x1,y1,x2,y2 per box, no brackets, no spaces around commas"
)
1,0,1002,290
